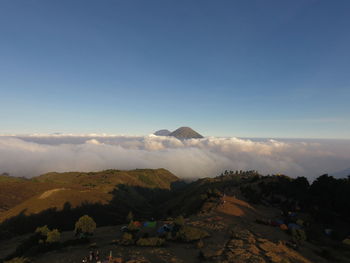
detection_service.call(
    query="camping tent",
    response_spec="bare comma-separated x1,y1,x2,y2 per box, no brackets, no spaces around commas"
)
157,224,171,234
144,221,157,228
288,223,301,230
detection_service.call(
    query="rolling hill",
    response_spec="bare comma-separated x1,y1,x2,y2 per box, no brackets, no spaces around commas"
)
0,169,179,222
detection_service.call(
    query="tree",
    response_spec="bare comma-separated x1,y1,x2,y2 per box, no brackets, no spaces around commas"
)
174,215,185,227
75,215,96,235
35,225,50,237
46,229,60,243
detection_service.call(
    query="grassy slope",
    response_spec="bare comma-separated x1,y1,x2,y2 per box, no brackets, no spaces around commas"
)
0,176,57,213
0,169,178,222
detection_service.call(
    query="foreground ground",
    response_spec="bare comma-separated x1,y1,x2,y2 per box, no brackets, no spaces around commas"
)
2,194,348,263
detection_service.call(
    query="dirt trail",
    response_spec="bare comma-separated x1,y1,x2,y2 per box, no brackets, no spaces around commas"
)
38,188,66,199
217,195,256,217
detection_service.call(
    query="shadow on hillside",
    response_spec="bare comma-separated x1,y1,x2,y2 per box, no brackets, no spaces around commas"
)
0,182,187,241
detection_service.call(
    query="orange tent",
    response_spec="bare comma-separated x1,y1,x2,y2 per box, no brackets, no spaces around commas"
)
133,221,142,228
280,224,288,231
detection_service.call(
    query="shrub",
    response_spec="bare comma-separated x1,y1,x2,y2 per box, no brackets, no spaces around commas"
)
74,215,96,235
174,216,185,227
136,237,165,247
46,229,60,243
342,238,350,246
290,228,307,244
119,232,134,246
175,226,210,242
35,225,50,237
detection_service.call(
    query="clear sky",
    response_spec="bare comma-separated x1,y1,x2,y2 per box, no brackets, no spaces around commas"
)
0,0,349,138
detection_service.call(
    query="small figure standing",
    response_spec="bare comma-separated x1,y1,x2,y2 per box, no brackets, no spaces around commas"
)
89,250,94,261
95,250,100,261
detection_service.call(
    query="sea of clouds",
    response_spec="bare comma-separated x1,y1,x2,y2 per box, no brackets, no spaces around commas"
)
0,135,349,180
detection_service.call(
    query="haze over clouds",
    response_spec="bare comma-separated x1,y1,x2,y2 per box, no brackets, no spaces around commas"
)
0,135,349,180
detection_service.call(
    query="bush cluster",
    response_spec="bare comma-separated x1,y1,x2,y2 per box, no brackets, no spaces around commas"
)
175,226,210,242
290,228,307,244
119,232,134,246
136,237,165,247
35,225,61,243
74,215,96,236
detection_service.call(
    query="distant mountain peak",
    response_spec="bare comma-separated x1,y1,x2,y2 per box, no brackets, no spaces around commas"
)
154,129,171,136
153,127,204,139
169,127,204,139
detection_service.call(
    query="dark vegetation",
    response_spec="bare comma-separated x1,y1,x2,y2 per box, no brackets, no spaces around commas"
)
240,173,350,245
3,217,92,262
241,174,350,224
0,183,180,241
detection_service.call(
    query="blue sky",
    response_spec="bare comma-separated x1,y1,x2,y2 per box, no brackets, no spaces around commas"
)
0,0,349,138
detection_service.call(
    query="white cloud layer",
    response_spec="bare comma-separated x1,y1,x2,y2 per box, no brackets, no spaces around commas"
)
0,135,350,180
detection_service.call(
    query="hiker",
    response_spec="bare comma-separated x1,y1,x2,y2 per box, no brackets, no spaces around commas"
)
89,250,94,261
220,193,226,205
